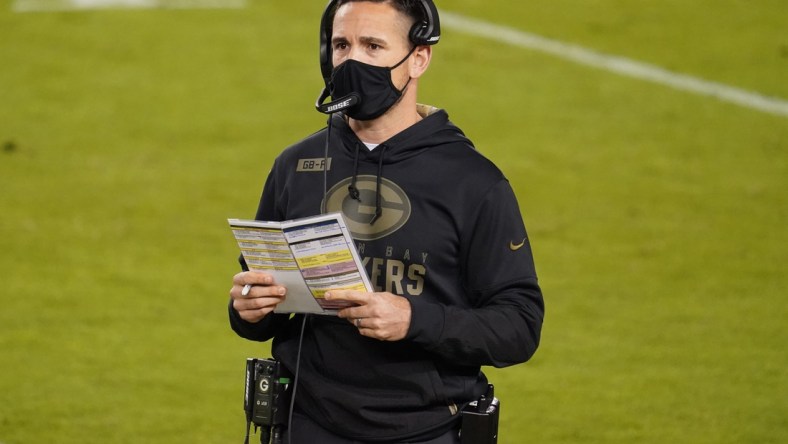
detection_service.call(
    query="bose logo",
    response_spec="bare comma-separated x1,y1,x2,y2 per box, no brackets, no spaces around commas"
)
327,99,353,113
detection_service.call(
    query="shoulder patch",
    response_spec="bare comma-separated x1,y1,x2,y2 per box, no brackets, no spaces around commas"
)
296,158,332,172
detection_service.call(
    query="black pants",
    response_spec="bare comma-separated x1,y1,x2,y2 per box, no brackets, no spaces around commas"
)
282,410,461,444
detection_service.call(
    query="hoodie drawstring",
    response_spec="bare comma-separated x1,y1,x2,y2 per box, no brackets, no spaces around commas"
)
348,142,362,202
370,145,387,225
346,142,386,225
322,114,333,213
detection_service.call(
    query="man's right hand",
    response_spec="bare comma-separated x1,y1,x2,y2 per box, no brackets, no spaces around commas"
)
229,271,287,323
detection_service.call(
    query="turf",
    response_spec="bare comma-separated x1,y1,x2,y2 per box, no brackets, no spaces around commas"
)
1,1,786,443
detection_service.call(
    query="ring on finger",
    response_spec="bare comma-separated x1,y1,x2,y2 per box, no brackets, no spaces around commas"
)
354,318,361,328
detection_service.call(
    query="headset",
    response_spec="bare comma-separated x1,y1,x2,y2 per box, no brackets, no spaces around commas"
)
316,0,441,114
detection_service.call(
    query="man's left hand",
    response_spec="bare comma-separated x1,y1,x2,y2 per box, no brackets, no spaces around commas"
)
326,290,412,341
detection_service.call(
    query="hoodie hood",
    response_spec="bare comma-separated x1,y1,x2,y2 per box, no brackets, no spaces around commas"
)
327,105,475,224
331,104,475,165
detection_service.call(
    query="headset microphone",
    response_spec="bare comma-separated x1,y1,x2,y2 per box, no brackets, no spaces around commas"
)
315,88,360,115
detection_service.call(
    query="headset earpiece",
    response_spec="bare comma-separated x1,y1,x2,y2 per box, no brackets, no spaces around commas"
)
409,0,440,46
409,20,430,45
319,0,337,86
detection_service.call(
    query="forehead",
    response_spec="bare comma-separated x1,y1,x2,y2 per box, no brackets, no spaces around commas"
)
332,2,411,43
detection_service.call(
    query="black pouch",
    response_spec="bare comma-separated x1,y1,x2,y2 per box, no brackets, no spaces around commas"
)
460,384,499,444
244,358,292,444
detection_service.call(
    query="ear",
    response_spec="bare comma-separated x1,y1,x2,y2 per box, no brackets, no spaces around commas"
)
408,45,432,79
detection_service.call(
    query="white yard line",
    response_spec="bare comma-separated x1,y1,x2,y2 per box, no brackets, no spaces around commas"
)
440,11,788,118
10,3,787,118
12,0,247,12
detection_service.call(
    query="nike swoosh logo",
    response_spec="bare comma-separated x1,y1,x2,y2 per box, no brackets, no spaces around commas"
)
509,238,527,251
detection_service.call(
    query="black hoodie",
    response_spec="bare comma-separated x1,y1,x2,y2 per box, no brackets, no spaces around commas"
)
230,106,544,442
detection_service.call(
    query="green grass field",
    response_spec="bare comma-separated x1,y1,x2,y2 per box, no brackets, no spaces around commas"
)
1,1,786,443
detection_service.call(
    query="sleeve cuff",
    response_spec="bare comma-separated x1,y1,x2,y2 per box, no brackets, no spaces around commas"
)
403,295,446,346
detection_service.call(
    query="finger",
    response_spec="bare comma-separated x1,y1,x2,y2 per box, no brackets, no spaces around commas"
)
231,283,287,301
233,293,285,312
336,305,367,321
248,285,287,298
325,289,369,304
327,290,365,320
232,271,274,286
237,306,275,323
355,321,387,341
349,316,371,332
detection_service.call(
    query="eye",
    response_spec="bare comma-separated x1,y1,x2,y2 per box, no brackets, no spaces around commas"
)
333,42,348,51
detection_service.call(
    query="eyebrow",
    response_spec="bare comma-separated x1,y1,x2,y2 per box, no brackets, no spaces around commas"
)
359,36,387,46
331,35,388,47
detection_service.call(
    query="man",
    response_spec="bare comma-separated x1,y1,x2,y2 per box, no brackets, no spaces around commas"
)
228,1,544,442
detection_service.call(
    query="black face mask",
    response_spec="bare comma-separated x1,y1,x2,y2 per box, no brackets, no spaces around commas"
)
329,48,415,121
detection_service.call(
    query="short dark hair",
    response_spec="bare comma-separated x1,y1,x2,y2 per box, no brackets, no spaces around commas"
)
333,0,425,32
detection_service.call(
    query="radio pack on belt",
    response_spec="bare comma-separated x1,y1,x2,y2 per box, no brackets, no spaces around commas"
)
243,358,292,444
460,384,500,444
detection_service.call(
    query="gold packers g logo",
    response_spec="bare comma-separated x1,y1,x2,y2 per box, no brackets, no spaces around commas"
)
323,175,411,241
